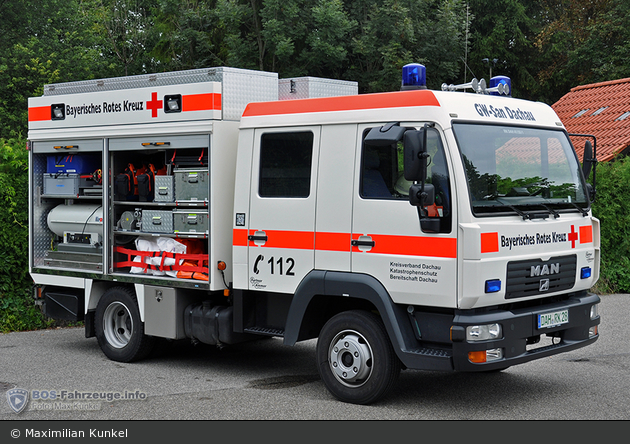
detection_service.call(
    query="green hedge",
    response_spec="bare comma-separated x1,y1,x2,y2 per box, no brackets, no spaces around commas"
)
0,137,53,332
591,156,630,294
0,137,626,332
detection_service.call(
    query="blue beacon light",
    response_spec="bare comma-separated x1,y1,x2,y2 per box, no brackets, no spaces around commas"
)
401,63,427,90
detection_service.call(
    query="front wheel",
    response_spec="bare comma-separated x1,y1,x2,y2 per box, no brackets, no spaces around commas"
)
316,310,401,404
95,287,155,362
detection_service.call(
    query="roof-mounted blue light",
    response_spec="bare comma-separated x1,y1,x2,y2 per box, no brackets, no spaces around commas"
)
489,75,511,97
401,63,427,90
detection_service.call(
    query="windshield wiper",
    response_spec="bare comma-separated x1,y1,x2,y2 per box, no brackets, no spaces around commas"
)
494,199,553,220
540,203,560,219
568,202,588,217
502,203,550,220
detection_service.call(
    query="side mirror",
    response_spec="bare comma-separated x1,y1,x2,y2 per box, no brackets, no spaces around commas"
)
403,127,428,181
409,183,435,207
364,122,407,146
409,183,439,233
582,140,593,180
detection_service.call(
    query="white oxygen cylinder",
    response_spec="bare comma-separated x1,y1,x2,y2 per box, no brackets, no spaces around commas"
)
47,203,104,237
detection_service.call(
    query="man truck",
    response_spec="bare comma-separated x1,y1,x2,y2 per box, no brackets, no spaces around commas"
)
27,65,600,404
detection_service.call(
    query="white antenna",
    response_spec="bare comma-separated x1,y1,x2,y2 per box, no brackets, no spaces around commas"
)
464,3,469,83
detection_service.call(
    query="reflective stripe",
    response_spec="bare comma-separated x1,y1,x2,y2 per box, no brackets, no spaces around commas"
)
28,106,51,122
481,232,499,253
242,89,440,117
183,93,222,112
579,225,593,244
233,228,456,259
357,233,456,258
315,232,351,252
233,228,248,247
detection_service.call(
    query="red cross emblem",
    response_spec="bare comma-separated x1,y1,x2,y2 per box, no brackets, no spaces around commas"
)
146,92,163,118
568,225,578,248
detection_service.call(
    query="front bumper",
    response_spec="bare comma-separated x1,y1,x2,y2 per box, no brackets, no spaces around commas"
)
451,291,600,371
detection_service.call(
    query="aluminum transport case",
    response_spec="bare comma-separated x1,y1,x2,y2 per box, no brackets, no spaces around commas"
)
173,211,209,234
174,169,209,202
141,210,174,234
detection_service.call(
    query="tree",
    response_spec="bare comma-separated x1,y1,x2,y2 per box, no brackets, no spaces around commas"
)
0,0,117,139
347,0,470,93
92,0,159,76
466,0,541,100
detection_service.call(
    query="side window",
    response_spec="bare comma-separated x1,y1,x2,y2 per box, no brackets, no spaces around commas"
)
360,126,452,233
360,130,406,199
426,129,452,232
259,131,314,198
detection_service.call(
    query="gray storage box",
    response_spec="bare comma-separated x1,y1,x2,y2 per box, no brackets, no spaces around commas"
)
42,66,279,121
174,169,209,202
141,210,173,233
145,286,203,339
154,175,175,202
43,173,90,196
174,211,209,234
279,76,358,100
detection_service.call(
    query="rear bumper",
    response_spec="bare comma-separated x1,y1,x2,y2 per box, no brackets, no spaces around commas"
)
450,291,600,371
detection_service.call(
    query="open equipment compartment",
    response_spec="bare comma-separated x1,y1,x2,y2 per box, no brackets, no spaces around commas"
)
30,139,105,273
110,139,211,284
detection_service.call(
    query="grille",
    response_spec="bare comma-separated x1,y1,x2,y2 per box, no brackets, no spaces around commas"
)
505,255,576,299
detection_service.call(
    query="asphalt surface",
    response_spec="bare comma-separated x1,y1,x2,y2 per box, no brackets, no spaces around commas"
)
0,293,628,423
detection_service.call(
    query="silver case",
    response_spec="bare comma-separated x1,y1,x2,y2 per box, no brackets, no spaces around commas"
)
154,176,175,202
141,210,173,233
173,211,209,234
43,174,82,196
174,169,209,202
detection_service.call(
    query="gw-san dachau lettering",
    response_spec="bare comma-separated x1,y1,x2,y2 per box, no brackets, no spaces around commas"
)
474,103,536,121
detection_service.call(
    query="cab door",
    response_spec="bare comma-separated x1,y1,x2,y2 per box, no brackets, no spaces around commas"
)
247,127,320,294
350,123,457,308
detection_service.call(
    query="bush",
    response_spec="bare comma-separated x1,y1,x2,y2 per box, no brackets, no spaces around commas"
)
0,137,53,332
591,156,630,294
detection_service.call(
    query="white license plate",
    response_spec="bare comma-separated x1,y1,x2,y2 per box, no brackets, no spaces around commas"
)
538,309,569,329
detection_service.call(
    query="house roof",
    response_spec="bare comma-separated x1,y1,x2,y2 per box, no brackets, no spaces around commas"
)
552,77,630,162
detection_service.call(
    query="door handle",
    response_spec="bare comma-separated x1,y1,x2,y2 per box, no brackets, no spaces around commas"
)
248,231,268,243
351,238,375,248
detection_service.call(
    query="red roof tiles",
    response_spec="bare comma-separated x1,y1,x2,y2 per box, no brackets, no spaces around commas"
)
552,78,630,162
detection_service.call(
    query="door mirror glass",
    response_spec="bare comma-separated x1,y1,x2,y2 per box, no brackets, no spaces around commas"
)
403,127,428,182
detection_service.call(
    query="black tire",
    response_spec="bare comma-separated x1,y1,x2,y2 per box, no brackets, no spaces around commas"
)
316,310,401,405
95,287,155,362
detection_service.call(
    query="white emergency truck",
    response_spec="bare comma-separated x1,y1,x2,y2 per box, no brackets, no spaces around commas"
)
27,65,601,404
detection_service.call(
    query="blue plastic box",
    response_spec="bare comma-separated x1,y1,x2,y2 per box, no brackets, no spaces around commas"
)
47,154,100,174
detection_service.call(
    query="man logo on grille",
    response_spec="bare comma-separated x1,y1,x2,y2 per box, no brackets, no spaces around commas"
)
531,263,560,277
539,279,550,292
6,388,29,414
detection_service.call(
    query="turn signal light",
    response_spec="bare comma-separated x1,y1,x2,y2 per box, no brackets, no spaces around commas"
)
468,351,486,363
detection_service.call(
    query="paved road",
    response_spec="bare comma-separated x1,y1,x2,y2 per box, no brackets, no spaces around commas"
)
0,294,628,422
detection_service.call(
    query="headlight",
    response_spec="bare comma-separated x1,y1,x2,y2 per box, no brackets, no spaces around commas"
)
466,323,502,341
590,303,599,320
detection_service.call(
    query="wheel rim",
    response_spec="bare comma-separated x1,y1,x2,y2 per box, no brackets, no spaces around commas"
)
328,329,373,388
102,301,133,349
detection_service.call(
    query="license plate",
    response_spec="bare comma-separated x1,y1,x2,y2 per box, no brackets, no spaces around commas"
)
538,309,569,329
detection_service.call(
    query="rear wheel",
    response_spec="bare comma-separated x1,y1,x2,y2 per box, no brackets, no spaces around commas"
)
95,287,155,362
316,310,401,404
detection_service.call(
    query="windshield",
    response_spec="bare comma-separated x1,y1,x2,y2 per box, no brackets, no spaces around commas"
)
453,123,588,216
